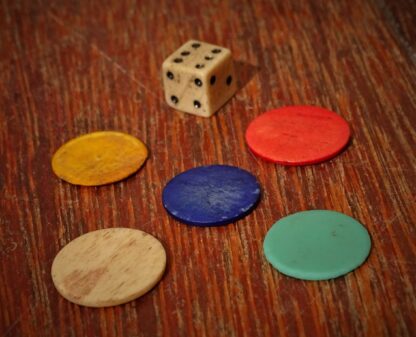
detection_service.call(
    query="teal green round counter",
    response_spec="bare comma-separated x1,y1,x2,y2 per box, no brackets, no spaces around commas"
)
263,210,371,281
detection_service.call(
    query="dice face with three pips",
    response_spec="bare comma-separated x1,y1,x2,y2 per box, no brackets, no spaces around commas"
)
162,40,237,117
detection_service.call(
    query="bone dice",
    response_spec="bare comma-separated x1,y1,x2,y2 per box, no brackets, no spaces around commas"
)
162,40,237,117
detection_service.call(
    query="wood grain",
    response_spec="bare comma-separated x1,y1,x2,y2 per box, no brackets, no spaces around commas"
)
51,228,166,307
1,0,415,336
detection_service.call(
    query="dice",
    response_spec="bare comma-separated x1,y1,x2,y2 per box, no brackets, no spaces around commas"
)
162,40,237,117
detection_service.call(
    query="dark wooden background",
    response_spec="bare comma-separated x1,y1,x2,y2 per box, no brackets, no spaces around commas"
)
1,0,415,336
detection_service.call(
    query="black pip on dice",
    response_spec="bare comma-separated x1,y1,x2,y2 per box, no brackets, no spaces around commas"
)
162,40,237,117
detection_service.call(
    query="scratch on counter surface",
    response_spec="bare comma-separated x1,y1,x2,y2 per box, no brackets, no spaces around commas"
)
47,11,160,101
3,317,21,337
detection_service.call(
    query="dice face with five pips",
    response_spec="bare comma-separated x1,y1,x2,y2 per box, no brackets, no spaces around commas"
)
162,40,237,117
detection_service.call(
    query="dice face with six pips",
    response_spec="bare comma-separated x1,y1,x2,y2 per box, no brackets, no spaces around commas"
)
162,40,237,117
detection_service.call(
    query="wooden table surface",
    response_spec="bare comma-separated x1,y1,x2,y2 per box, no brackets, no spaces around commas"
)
1,0,415,336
